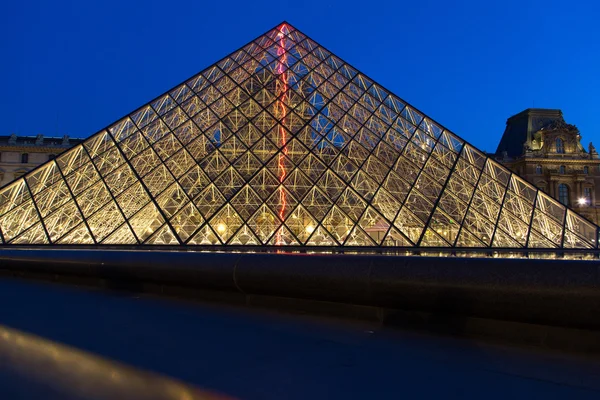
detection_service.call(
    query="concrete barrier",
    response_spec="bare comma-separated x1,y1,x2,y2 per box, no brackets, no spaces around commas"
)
0,249,599,331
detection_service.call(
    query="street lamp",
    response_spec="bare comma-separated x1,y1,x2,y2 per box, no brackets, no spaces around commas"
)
578,197,588,206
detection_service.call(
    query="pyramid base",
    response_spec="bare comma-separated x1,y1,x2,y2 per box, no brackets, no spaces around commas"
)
0,247,599,353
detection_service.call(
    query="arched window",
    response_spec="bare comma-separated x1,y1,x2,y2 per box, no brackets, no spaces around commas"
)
556,138,565,154
558,184,569,206
21,153,29,163
584,166,589,174
559,165,566,174
536,164,542,174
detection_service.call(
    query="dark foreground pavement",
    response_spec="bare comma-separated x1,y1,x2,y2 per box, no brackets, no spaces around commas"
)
0,277,599,399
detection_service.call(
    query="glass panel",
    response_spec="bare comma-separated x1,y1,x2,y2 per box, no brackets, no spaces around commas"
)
44,200,83,242
1,23,597,251
129,203,165,242
0,200,40,242
87,201,126,242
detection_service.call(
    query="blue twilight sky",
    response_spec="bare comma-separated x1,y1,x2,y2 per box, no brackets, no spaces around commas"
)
1,0,599,153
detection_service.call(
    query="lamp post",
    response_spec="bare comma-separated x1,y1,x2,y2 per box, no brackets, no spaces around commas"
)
576,196,598,225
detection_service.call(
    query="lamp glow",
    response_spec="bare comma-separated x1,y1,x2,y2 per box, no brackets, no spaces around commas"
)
217,223,226,233
578,197,588,206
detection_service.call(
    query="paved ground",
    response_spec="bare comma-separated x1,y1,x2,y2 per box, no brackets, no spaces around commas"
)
0,277,599,399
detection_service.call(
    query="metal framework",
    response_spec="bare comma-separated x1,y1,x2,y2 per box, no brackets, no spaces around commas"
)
0,22,598,249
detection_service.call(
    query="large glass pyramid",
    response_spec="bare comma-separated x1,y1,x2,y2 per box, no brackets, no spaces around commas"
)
0,22,597,249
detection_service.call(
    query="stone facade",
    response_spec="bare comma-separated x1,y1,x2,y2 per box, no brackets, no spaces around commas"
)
0,134,83,187
495,109,600,225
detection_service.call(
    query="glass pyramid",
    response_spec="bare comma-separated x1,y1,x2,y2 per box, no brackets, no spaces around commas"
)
0,22,597,249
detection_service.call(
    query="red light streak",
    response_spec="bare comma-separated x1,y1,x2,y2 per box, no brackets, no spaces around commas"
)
275,25,289,245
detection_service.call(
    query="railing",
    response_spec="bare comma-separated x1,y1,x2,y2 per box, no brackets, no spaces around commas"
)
1,244,599,260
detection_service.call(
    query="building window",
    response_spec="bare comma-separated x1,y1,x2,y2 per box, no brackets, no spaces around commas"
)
21,153,29,163
559,165,566,174
536,164,542,174
584,166,589,174
558,184,569,206
584,187,592,202
556,138,565,154
48,154,56,160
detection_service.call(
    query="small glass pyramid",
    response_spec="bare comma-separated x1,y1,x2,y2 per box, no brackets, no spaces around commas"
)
0,22,597,249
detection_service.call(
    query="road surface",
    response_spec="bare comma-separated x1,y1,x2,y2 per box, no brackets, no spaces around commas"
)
0,277,599,399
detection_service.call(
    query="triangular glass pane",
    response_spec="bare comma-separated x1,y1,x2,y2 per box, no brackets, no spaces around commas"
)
528,229,558,249
565,210,596,247
188,224,221,245
145,224,179,245
27,162,63,196
371,188,401,222
382,226,413,247
394,207,425,244
358,207,389,245
323,205,355,244
11,222,48,244
209,205,244,244
420,229,451,247
56,223,94,245
102,223,138,245
455,228,487,248
248,168,279,201
269,225,300,246
192,184,226,220
115,182,151,218
87,201,126,243
306,225,338,246
170,202,203,242
128,203,165,242
427,208,460,245
248,204,280,244
44,200,82,242
213,167,245,200
462,209,495,246
0,200,40,242
179,166,211,199
33,179,73,218
285,204,319,244
76,181,113,218
230,224,261,245
343,226,377,246
335,187,367,222
0,180,31,217
103,164,138,197
492,228,523,248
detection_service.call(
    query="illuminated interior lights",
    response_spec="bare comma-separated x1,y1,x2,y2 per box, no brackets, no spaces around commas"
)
275,24,289,245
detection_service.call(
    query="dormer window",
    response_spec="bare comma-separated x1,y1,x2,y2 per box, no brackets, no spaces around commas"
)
556,138,565,154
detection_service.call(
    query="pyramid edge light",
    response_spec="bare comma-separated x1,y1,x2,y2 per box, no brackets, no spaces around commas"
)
0,21,598,252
